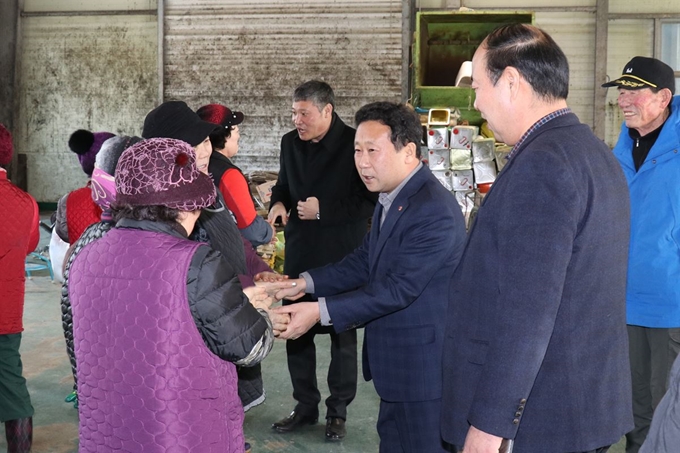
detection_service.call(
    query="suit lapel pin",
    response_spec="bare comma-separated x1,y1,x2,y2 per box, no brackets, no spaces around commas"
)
398,206,403,211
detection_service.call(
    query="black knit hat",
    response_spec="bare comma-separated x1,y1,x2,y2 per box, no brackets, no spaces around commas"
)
142,101,220,147
602,56,676,95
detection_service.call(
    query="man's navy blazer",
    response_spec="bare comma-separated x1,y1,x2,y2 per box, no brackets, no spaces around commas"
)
441,113,633,452
308,165,466,403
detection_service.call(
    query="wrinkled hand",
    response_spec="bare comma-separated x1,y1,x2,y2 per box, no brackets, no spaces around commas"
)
254,272,289,283
269,310,291,337
462,425,503,453
273,278,306,301
272,302,320,340
255,279,299,298
297,197,319,221
243,286,275,311
268,202,288,226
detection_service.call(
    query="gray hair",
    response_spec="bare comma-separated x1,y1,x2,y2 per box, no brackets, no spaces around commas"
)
293,80,335,112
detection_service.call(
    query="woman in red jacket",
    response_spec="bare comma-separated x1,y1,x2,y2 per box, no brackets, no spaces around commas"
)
197,104,275,248
0,124,39,453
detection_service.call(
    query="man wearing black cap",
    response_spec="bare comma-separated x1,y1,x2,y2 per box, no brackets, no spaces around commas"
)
603,56,680,453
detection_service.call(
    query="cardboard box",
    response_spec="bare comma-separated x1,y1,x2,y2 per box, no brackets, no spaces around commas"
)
256,180,277,204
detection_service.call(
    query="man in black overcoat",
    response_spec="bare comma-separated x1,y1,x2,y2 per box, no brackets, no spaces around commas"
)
268,80,377,441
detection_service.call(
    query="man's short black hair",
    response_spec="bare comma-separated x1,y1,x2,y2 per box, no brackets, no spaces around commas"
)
483,24,570,101
293,80,335,112
355,102,423,158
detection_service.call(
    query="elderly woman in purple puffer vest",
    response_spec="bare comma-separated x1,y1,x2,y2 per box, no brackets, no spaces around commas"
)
68,138,273,453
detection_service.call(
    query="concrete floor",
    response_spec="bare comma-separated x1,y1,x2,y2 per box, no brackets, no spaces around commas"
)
1,217,627,453
2,274,384,453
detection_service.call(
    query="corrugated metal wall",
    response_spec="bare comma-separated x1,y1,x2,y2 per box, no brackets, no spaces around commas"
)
24,0,156,12
461,0,594,7
534,11,596,127
16,1,158,202
610,0,677,15
12,0,676,201
163,0,403,173
604,19,655,146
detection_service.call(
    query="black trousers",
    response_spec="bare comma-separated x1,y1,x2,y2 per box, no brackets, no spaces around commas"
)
285,323,357,420
0,333,34,422
626,325,680,453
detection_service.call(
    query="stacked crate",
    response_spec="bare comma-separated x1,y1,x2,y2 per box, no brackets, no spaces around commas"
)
422,108,510,227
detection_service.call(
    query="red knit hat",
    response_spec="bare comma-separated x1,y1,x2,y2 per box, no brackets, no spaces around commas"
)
115,138,216,211
0,124,13,166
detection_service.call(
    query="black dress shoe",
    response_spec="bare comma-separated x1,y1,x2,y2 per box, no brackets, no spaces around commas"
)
325,417,346,441
272,410,318,433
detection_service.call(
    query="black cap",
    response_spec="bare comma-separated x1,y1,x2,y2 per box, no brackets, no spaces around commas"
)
142,101,220,147
602,56,676,95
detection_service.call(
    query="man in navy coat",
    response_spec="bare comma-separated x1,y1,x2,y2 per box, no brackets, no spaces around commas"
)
274,101,466,452
440,24,633,453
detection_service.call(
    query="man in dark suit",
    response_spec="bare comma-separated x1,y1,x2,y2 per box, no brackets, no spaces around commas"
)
440,24,633,453
267,81,377,441
274,101,466,452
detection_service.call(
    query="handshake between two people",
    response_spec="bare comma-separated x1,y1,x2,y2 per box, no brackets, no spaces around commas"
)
251,272,322,341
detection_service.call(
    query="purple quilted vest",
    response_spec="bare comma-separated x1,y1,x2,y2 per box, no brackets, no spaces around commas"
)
69,228,244,453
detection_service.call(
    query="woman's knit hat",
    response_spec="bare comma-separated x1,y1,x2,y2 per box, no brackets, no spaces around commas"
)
115,138,216,211
68,129,115,177
0,124,13,166
95,136,143,176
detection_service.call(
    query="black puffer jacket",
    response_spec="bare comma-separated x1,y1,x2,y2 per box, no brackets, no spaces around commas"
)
190,192,268,410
